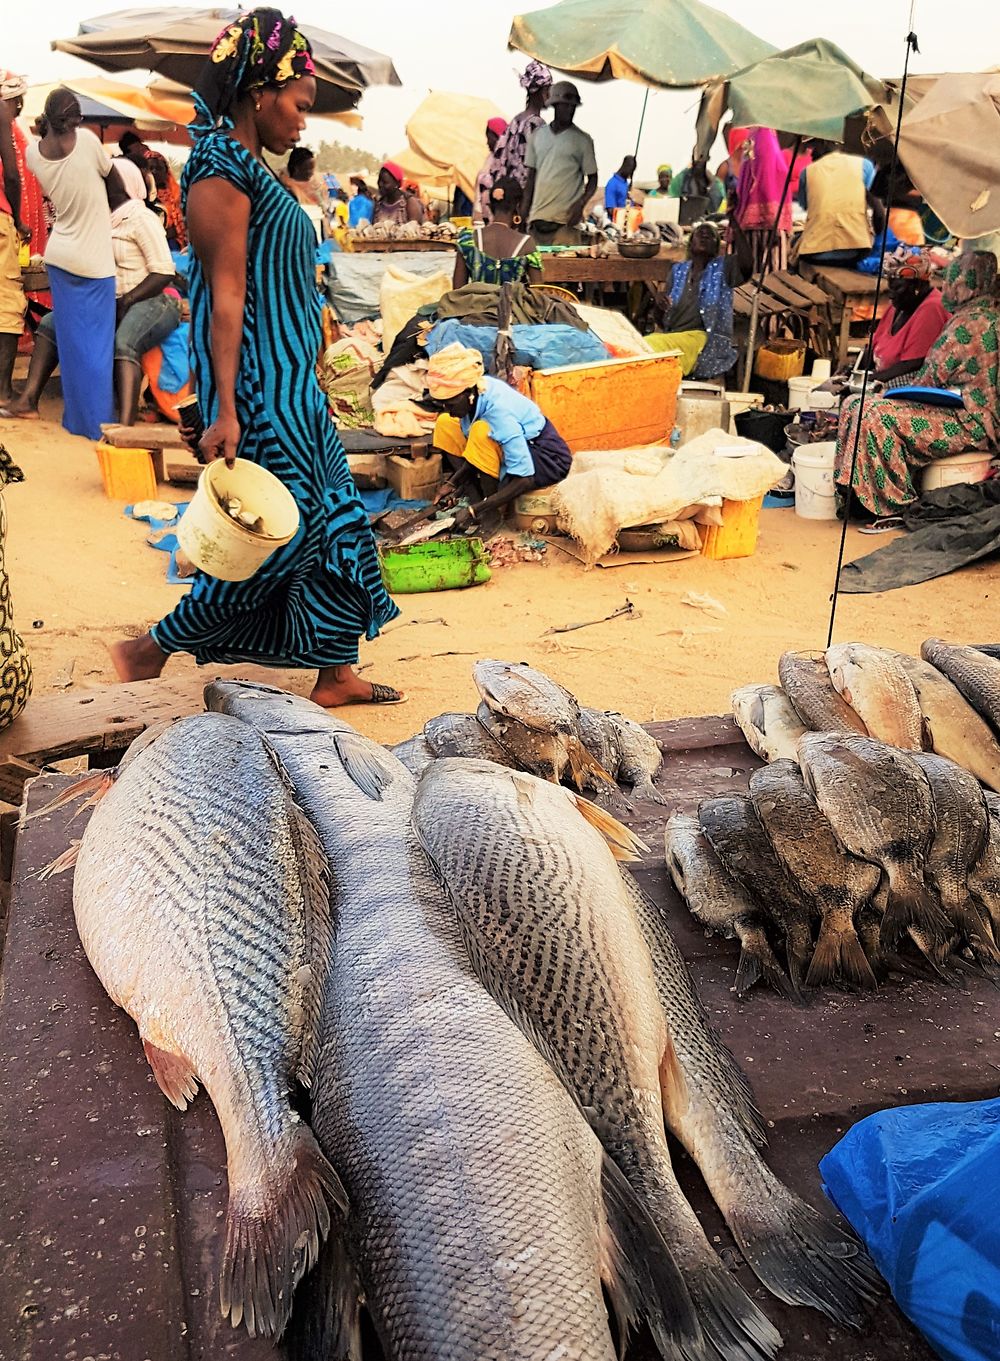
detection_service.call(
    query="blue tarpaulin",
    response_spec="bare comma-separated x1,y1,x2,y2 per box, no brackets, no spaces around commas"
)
821,1097,1000,1361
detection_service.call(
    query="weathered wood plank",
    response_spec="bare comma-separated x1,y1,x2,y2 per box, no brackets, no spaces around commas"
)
99,422,188,451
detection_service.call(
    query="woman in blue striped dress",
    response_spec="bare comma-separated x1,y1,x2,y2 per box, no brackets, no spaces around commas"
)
110,8,402,706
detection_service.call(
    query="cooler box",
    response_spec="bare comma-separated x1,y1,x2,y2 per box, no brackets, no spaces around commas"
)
529,354,682,453
698,496,764,560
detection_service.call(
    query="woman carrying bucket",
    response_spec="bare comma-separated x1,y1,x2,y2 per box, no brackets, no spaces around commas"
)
110,8,402,706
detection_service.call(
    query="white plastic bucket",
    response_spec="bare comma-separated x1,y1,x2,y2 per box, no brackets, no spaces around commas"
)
793,441,838,520
811,358,832,383
177,458,300,581
787,375,838,412
921,451,993,493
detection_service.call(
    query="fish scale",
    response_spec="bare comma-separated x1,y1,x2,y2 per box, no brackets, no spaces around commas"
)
206,683,698,1361
922,639,1000,735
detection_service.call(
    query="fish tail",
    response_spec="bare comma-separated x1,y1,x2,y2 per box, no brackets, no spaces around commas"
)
282,1231,363,1361
735,923,798,1002
566,735,617,793
28,770,116,822
667,1238,782,1361
573,794,649,862
35,839,83,880
806,918,879,991
946,900,1000,968
784,921,814,992
878,879,954,960
598,1152,705,1361
632,774,669,806
220,1125,347,1339
725,1173,884,1329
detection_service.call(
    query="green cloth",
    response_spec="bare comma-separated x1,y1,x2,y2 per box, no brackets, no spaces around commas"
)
509,0,774,89
668,168,724,212
525,123,598,226
647,330,706,375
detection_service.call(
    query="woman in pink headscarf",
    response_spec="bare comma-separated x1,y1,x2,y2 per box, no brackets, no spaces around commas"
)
733,127,794,272
474,116,509,223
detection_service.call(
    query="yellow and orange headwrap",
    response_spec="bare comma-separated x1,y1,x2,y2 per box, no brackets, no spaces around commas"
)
425,343,486,400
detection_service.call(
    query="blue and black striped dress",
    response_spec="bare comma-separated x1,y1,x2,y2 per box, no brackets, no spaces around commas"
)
152,133,398,666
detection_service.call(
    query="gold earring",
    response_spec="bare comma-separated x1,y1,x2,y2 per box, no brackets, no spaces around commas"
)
254,99,261,112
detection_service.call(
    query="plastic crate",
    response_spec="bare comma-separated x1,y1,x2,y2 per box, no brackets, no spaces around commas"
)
93,441,158,503
698,495,764,560
529,353,681,452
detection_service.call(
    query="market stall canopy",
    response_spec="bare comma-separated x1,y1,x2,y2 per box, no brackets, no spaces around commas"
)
22,77,191,145
896,72,1000,239
53,6,400,117
405,92,506,201
509,0,775,89
390,145,456,190
144,72,364,129
695,39,887,154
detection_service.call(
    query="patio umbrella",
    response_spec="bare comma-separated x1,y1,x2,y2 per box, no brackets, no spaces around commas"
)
22,78,189,145
405,92,506,203
509,0,775,89
144,73,364,130
53,7,401,117
897,72,1000,239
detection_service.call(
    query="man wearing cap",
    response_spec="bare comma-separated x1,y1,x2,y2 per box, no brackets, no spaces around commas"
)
0,76,29,403
425,342,572,534
373,162,424,228
521,81,598,246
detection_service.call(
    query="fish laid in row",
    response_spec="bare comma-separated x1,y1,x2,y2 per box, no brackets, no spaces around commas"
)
897,653,1000,793
778,650,868,736
922,638,1000,737
730,684,807,764
825,643,923,749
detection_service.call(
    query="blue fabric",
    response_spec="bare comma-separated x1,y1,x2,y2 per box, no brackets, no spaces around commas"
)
156,321,190,391
48,265,115,440
425,318,609,371
604,173,629,210
821,1098,1000,1361
348,194,373,228
464,376,547,478
855,227,907,275
668,258,737,380
154,132,399,668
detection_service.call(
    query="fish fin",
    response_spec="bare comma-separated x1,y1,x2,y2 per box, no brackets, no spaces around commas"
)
879,882,954,960
282,1231,363,1361
332,731,396,801
573,795,649,862
35,839,83,880
142,1039,199,1110
784,922,814,993
286,799,333,1091
598,1151,705,1361
664,1248,782,1361
658,1030,689,1119
806,921,879,991
220,1125,347,1339
735,923,799,1002
944,901,1000,968
631,775,669,806
566,735,617,793
27,770,116,822
724,1176,883,1329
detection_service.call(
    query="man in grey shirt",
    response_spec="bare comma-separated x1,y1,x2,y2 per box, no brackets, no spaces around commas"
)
521,81,598,246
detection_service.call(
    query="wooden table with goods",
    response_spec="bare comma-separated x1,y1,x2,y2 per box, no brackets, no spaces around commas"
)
0,683,978,1360
541,244,685,296
797,263,882,366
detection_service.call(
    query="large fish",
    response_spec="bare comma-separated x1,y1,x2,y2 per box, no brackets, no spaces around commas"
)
415,759,780,1361
921,639,1000,736
473,658,614,791
798,733,952,963
749,761,879,990
825,643,923,749
778,650,868,736
971,793,1000,943
416,759,880,1347
664,812,793,999
731,684,807,764
72,713,344,1338
698,795,815,991
389,733,436,777
896,653,1000,792
910,752,998,965
424,709,515,764
205,684,698,1361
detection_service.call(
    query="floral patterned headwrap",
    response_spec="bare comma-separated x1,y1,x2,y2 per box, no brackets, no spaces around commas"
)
191,8,315,138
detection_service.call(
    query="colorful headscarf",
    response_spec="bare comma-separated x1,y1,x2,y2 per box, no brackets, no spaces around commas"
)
657,164,672,177
520,60,552,93
191,8,315,139
0,72,27,102
941,250,999,314
884,246,932,280
381,161,405,187
426,344,486,400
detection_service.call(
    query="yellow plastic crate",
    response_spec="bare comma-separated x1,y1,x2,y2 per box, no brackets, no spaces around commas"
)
754,339,806,382
698,495,764,560
530,353,682,452
93,441,158,503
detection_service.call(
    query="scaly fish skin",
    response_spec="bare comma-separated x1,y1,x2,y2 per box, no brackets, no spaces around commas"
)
825,643,923,750
896,652,1000,792
72,712,342,1339
424,710,515,764
731,684,807,764
206,684,689,1361
604,711,668,804
921,639,1000,736
390,733,436,777
778,650,868,736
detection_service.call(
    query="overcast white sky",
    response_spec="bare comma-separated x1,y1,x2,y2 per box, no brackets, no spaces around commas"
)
7,2,999,179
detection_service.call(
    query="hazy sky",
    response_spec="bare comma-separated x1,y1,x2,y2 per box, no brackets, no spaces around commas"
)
7,2,998,179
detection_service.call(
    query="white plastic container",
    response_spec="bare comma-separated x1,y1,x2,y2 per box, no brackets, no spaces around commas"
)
811,358,832,383
676,383,726,443
921,451,994,493
787,375,838,412
793,441,838,520
178,457,300,581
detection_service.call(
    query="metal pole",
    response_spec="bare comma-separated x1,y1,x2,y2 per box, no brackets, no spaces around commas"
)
740,134,802,392
632,88,650,169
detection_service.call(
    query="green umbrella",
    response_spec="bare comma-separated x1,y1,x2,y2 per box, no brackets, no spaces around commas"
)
509,0,775,89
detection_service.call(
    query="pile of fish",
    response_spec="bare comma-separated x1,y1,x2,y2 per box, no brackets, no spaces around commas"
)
54,672,882,1358
682,640,1000,995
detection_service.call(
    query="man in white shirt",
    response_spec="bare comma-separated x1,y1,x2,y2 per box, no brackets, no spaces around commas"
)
521,81,598,246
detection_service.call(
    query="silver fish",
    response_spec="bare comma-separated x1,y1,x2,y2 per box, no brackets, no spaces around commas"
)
749,760,879,990
970,794,1000,944
72,713,344,1338
424,709,515,765
664,812,793,999
825,643,923,750
922,639,1000,736
389,733,436,777
605,710,668,804
778,650,869,736
206,683,697,1361
731,684,808,764
896,653,1000,792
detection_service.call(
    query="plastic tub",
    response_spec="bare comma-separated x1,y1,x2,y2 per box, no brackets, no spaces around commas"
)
177,458,300,581
379,538,491,593
792,441,838,520
921,452,993,493
725,391,764,434
735,409,790,453
698,496,765,559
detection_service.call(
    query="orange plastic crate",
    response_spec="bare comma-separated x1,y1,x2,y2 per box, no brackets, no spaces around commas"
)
529,353,681,453
93,441,157,503
698,495,764,560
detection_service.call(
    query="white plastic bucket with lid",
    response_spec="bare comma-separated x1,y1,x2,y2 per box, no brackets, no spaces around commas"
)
792,440,838,520
177,457,300,581
921,451,993,493
787,375,838,412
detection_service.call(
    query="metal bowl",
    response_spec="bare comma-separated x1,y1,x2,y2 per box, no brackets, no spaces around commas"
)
617,239,660,260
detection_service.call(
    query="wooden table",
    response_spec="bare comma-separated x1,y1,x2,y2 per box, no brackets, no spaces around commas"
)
541,245,685,294
798,263,882,365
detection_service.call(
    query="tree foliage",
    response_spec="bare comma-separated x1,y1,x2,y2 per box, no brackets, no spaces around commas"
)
311,139,382,178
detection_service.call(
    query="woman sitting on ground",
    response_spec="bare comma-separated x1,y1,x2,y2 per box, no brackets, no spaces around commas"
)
860,249,948,390
835,249,1000,518
372,162,424,227
453,177,542,288
426,342,571,536
646,220,751,378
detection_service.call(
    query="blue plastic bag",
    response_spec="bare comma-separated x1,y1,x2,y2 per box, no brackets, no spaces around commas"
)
821,1098,1000,1361
425,319,609,371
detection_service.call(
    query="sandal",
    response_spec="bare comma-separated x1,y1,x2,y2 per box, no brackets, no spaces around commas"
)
369,682,407,704
857,516,905,535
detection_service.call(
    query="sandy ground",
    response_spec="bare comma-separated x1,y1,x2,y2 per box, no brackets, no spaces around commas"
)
2,397,996,749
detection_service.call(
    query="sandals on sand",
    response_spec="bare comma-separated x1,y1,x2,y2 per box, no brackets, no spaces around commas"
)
369,682,406,705
857,516,905,535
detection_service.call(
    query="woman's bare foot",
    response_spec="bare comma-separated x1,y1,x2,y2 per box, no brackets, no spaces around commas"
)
109,634,168,682
310,664,405,707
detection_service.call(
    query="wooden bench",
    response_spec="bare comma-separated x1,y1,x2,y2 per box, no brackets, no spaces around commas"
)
99,421,197,486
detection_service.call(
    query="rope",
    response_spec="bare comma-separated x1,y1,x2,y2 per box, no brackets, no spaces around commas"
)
825,24,920,647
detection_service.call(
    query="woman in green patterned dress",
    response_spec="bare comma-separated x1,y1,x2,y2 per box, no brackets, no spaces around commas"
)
835,250,1000,516
453,177,542,288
